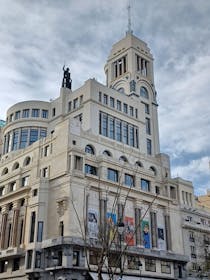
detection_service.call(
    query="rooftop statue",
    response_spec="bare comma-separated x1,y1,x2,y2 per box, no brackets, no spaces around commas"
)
62,65,72,90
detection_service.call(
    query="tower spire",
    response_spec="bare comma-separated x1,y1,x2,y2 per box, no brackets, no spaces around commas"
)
127,1,133,34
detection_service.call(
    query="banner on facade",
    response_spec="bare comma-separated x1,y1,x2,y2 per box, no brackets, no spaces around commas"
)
107,212,117,242
124,216,134,246
88,209,99,239
142,220,150,248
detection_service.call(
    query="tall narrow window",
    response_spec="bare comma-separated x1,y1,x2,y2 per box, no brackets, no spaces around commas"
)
32,109,40,118
59,221,64,236
146,118,151,135
37,221,43,242
147,139,152,155
29,212,36,243
27,250,33,269
107,168,118,182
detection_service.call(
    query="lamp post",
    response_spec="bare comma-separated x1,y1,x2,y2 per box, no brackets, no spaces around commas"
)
138,260,142,279
117,221,125,280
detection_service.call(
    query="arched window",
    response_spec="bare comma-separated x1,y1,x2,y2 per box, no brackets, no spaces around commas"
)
119,156,128,163
149,166,157,176
85,145,95,155
12,162,19,171
23,156,31,166
2,167,8,175
135,161,143,168
140,86,149,99
103,150,112,157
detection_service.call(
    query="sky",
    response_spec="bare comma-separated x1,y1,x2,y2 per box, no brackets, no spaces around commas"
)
0,0,210,195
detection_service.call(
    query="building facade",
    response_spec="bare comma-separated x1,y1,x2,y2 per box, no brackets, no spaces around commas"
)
0,31,209,280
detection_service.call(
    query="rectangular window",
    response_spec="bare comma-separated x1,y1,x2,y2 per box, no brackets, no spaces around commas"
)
40,129,47,138
124,174,134,187
145,258,156,272
129,106,134,116
161,261,171,274
37,221,43,242
129,126,134,147
89,250,100,265
22,176,29,187
123,103,128,114
44,145,50,157
29,212,36,243
127,256,139,270
109,117,115,139
59,221,64,236
107,168,118,182
103,94,108,105
155,186,160,195
99,91,102,102
12,130,19,151
52,107,56,117
85,164,97,176
68,101,72,112
116,119,122,142
117,100,121,111
9,181,16,192
102,113,108,137
73,98,78,109
27,250,33,269
141,179,150,192
42,167,48,178
29,129,38,145
110,97,115,108
123,123,128,144
135,108,138,118
146,118,151,135
74,156,83,171
73,250,79,266
35,251,41,268
12,258,20,271
15,111,21,120
0,186,5,196
144,103,150,114
20,128,28,148
42,109,48,118
147,139,152,155
32,109,40,118
33,189,38,197
22,109,30,118
170,186,177,199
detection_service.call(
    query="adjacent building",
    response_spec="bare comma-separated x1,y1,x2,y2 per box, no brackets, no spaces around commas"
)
0,30,209,280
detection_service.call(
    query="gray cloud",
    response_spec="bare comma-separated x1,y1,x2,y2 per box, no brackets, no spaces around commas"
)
0,0,209,194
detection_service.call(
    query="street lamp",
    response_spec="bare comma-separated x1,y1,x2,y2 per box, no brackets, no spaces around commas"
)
117,221,125,280
138,260,142,279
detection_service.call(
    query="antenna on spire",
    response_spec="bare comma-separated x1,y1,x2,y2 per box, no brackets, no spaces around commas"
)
127,0,133,34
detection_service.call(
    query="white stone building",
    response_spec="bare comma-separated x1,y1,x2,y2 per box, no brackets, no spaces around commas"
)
0,31,208,280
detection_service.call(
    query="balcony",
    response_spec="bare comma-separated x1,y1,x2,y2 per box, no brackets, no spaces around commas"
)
0,247,25,259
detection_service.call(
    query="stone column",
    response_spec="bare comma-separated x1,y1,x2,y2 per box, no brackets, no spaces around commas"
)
150,212,157,248
165,214,172,251
11,205,20,247
0,206,8,249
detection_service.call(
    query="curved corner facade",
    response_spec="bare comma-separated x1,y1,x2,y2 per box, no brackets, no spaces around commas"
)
3,101,50,154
